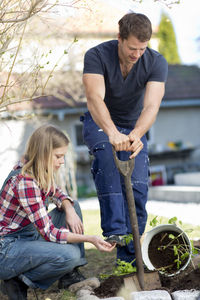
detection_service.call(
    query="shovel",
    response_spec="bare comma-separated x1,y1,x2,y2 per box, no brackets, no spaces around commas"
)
112,147,145,290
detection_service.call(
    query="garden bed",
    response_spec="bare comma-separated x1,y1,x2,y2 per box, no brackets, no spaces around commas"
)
94,268,200,298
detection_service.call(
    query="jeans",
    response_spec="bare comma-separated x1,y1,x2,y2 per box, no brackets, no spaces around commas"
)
81,111,149,264
0,201,87,289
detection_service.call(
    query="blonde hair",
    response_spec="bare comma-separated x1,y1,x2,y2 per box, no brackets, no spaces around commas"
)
22,124,69,193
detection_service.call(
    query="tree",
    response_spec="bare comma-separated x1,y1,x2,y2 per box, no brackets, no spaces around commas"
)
0,0,85,114
157,12,181,64
0,0,86,199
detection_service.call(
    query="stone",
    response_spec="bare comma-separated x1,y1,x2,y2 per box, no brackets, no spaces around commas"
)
130,290,172,300
172,290,200,300
76,295,100,300
76,288,93,297
68,277,100,293
101,297,125,300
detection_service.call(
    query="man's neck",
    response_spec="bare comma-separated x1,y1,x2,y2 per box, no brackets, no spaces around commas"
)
118,50,134,79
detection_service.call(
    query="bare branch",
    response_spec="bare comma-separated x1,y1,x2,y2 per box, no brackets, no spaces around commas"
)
0,0,48,23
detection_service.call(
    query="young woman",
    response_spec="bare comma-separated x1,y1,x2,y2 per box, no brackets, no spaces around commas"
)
0,124,115,300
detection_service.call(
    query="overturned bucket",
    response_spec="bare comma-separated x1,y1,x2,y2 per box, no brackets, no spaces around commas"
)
142,224,192,277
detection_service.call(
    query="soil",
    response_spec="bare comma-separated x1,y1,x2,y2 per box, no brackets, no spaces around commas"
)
94,239,200,299
148,230,190,275
94,268,200,298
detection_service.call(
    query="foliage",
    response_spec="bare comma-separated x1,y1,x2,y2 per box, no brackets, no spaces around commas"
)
100,259,136,279
149,215,182,227
149,215,200,272
154,0,180,9
0,0,83,115
158,12,181,64
157,231,190,270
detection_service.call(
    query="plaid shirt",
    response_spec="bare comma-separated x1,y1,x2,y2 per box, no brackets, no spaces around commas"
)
0,162,72,244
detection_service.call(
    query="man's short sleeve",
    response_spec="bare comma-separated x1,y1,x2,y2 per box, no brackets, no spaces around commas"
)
148,55,168,83
83,48,104,75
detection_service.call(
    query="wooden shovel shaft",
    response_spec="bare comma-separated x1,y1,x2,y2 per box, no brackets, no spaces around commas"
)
112,147,144,290
124,176,145,290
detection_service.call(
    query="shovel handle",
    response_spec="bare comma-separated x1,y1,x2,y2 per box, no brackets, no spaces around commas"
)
112,146,135,177
112,146,145,290
124,175,145,290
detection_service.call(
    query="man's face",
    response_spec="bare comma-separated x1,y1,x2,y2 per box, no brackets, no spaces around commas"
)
118,34,148,65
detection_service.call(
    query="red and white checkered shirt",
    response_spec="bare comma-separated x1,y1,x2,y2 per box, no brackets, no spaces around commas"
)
0,162,72,243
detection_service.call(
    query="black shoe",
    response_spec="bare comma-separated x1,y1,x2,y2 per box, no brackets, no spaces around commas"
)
58,268,86,289
0,277,28,300
105,235,126,247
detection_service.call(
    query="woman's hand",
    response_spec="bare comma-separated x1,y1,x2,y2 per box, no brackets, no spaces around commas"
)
90,236,116,252
62,200,84,234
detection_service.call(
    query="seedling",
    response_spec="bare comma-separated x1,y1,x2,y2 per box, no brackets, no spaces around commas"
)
148,216,200,274
157,231,190,270
100,234,136,279
100,259,136,279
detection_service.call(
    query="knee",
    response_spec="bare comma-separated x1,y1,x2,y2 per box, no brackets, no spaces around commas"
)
57,245,81,267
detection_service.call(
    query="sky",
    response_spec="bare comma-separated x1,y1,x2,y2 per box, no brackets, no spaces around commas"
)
103,0,200,66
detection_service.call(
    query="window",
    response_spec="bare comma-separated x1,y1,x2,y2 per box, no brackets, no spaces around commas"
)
75,124,84,146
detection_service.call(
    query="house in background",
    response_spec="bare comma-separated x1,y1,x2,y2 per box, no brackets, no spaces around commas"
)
148,64,200,185
1,64,200,195
1,2,200,194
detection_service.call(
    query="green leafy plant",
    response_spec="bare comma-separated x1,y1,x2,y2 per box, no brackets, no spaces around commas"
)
149,216,200,273
123,233,133,245
157,231,190,270
149,216,182,228
100,259,136,279
100,234,135,279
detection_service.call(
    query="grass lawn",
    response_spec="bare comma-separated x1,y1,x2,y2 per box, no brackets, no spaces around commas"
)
82,209,200,243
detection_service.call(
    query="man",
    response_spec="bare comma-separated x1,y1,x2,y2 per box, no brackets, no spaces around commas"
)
81,13,168,264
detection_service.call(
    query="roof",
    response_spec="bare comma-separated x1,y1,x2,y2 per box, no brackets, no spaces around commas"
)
3,64,200,115
35,65,200,110
164,64,200,100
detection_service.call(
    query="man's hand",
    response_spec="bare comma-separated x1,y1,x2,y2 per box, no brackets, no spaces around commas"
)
109,131,131,152
62,200,84,234
128,131,144,159
109,130,143,159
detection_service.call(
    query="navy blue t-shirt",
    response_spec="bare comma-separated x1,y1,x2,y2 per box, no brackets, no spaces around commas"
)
83,40,168,128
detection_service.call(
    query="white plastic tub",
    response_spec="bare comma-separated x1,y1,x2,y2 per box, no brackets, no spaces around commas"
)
142,224,192,277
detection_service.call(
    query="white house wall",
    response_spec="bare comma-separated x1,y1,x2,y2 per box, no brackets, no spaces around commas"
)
154,107,200,150
0,115,93,193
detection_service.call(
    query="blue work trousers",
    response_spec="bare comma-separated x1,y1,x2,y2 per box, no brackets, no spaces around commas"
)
82,112,149,264
0,201,86,290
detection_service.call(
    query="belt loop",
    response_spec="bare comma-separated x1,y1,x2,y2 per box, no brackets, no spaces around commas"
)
80,115,84,122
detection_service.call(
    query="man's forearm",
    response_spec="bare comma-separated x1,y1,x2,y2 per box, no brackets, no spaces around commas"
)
87,97,118,138
133,105,159,138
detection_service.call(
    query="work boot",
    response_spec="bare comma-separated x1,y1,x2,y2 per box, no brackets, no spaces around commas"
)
0,277,28,300
58,267,86,289
105,235,126,247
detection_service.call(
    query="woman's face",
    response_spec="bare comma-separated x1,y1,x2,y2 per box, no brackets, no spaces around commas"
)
52,146,68,171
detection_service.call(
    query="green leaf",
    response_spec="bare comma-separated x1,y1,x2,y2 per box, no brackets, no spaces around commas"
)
150,216,159,227
168,217,178,224
169,234,175,239
173,245,178,256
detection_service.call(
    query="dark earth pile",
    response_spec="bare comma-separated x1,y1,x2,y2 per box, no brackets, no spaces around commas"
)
94,268,200,298
94,238,200,298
